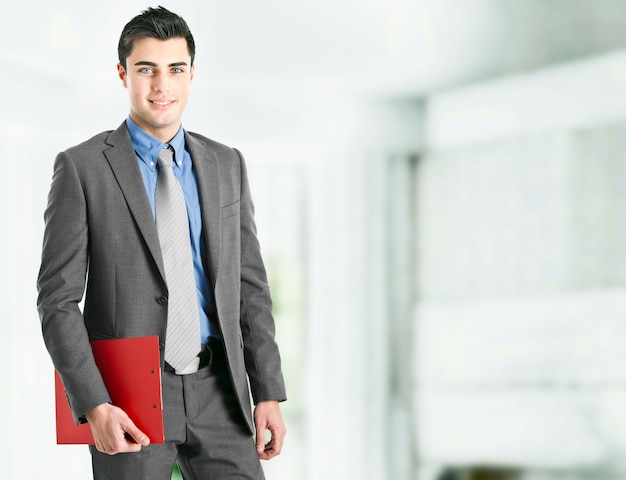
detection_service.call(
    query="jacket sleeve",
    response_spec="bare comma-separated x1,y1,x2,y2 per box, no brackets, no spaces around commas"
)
37,151,111,423
235,148,287,404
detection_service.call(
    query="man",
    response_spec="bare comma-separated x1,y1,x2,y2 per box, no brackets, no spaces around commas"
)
37,6,286,479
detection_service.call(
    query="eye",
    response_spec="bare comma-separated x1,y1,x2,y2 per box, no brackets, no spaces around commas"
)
139,67,154,74
171,67,183,74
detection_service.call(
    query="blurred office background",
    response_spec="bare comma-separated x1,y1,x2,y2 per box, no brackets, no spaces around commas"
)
5,0,626,479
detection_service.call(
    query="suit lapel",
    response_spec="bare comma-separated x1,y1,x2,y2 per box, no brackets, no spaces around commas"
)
103,123,166,282
185,131,221,286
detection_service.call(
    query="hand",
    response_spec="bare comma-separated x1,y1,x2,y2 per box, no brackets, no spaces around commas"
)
254,400,286,460
85,403,150,455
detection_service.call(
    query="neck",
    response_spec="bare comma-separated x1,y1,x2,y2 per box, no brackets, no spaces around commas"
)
129,114,181,143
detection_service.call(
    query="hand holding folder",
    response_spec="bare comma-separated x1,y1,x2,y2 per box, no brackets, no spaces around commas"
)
55,336,165,445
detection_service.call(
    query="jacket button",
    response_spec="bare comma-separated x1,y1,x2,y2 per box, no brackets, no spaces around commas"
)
157,296,168,305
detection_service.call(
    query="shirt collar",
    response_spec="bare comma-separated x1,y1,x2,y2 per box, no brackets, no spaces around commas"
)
126,116,186,170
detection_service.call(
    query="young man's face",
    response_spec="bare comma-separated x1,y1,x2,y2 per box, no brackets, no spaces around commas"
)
118,37,194,142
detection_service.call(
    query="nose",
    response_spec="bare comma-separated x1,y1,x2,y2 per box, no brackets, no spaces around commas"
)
152,70,170,93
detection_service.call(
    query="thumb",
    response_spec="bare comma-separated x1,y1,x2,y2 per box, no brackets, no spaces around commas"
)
255,428,267,453
124,421,150,446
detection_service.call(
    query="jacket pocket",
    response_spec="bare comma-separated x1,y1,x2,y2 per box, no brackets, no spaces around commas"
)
221,200,240,219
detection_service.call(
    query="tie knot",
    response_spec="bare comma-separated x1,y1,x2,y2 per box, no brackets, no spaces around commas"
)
157,146,175,168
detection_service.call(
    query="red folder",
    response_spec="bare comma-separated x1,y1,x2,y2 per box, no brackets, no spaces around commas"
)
55,336,165,444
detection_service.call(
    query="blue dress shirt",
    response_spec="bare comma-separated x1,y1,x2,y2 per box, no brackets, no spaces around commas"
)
126,116,216,344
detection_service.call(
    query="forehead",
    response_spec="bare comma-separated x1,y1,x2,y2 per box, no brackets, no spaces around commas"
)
127,37,191,64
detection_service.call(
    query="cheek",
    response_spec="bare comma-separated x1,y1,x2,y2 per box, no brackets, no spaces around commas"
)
177,84,192,102
127,82,147,102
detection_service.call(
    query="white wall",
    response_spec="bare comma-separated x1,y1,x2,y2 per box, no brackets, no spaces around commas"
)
416,50,626,479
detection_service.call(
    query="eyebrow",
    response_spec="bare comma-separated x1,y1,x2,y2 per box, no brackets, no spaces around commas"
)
133,61,189,67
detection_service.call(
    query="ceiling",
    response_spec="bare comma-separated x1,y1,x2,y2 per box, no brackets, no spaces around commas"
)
6,0,626,142
11,0,626,96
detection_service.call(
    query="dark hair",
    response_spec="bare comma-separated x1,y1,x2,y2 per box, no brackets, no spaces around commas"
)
118,6,195,69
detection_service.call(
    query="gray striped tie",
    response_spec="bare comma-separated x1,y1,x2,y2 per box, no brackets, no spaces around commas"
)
156,146,201,372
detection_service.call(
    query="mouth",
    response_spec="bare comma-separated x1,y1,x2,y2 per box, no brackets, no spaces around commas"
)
150,100,175,107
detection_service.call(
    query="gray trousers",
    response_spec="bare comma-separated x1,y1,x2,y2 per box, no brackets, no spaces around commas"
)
90,349,264,480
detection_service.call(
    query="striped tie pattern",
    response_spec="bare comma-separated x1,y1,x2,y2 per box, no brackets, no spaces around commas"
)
155,146,201,372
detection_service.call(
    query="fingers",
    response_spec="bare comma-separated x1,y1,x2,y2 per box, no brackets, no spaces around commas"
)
86,403,150,455
124,423,151,448
256,433,283,460
99,421,149,455
256,421,286,460
95,434,142,455
254,401,286,461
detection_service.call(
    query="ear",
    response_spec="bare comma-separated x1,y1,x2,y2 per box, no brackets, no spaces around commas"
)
189,64,195,83
117,63,128,88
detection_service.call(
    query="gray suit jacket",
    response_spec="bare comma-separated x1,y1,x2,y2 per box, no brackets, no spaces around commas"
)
37,122,286,433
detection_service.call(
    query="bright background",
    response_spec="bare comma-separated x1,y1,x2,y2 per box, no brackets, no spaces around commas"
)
5,1,626,479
